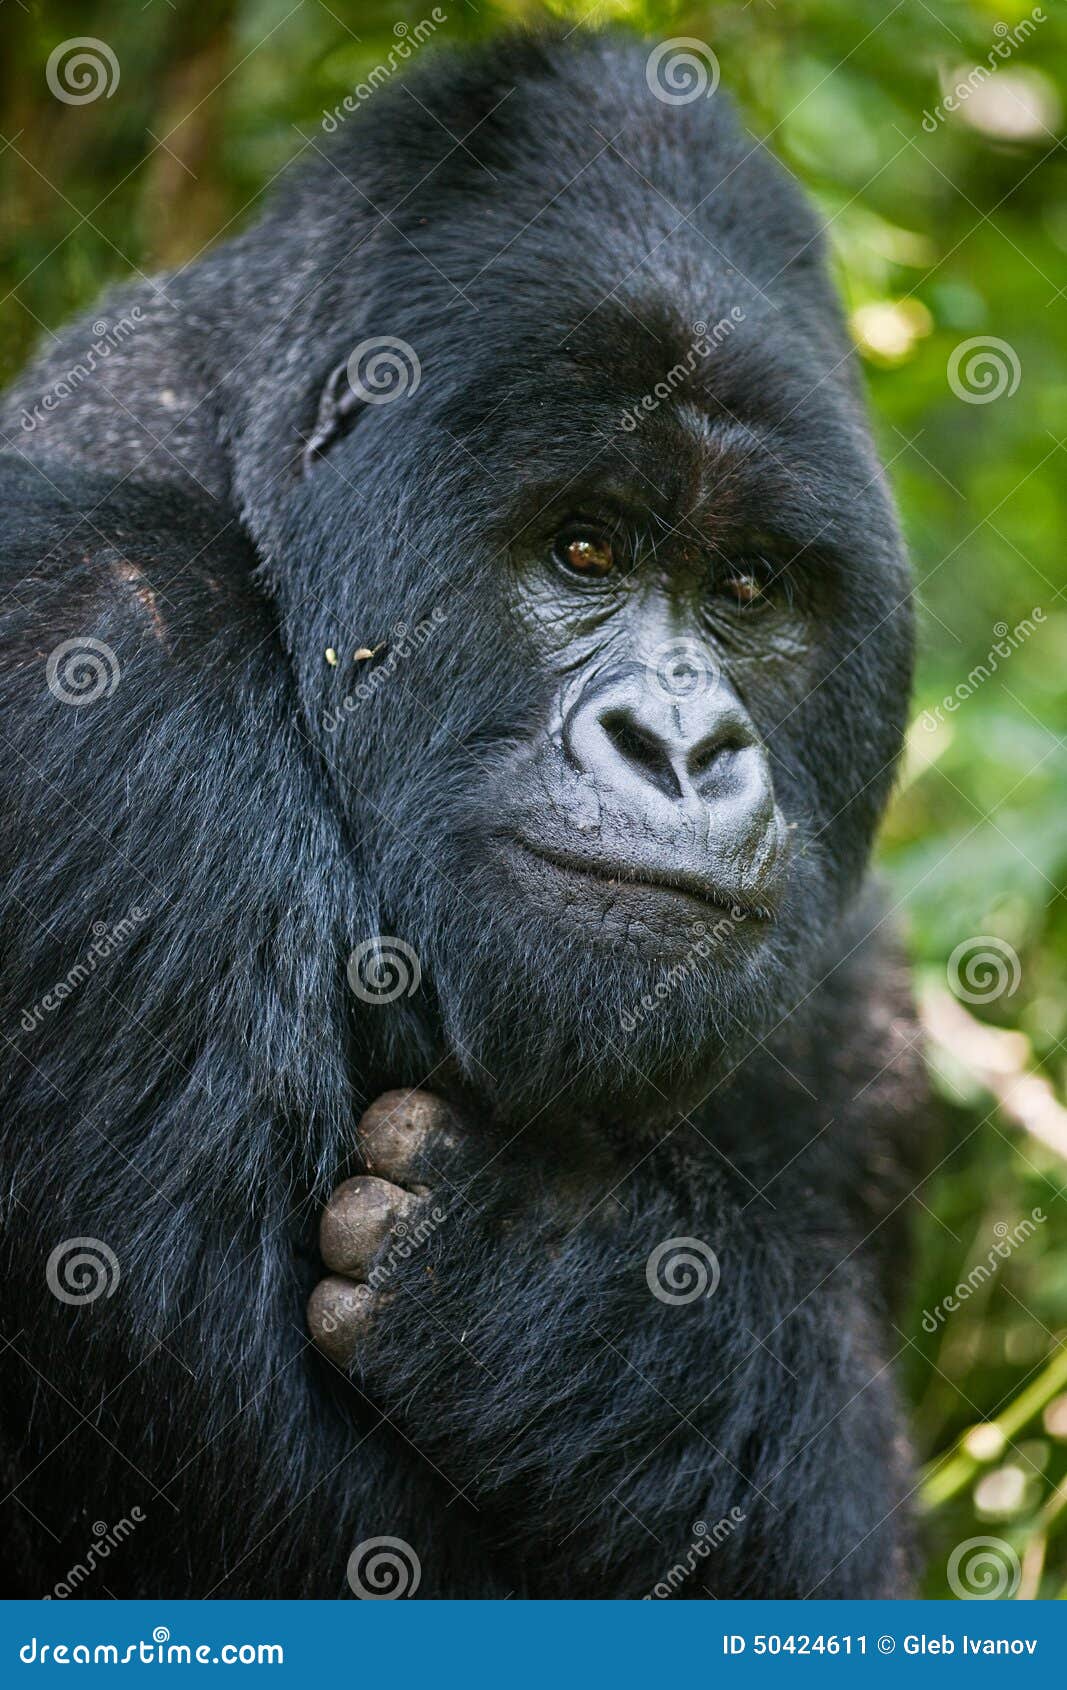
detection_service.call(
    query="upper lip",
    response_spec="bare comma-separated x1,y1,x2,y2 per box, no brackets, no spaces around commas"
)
506,835,773,920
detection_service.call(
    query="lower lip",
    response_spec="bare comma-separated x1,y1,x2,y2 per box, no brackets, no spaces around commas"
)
504,838,760,922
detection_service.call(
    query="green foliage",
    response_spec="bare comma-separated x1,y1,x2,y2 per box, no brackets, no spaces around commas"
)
2,0,1065,1597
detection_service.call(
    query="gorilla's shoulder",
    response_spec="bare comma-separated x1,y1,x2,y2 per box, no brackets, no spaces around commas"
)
0,452,303,854
0,453,277,686
0,452,344,980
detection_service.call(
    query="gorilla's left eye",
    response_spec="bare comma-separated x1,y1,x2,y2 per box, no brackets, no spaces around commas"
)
554,531,615,577
722,572,764,606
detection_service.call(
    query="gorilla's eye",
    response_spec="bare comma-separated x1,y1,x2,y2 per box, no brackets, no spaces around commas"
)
723,573,764,606
554,531,615,577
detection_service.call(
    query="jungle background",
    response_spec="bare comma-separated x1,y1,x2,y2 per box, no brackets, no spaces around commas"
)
1,0,1065,1599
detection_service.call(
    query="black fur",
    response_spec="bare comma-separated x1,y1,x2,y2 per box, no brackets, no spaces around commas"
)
0,32,926,1598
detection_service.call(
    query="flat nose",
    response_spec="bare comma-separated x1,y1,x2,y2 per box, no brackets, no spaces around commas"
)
564,670,760,806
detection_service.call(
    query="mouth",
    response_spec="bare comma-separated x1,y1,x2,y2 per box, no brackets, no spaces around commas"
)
504,836,774,923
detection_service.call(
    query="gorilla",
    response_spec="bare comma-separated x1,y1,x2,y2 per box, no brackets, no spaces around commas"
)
0,31,926,1599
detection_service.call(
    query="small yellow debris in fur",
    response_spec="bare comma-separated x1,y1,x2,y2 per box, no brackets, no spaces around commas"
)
325,648,339,666
354,647,374,661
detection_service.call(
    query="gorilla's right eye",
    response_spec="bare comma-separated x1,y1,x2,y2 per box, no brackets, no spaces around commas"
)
553,530,615,578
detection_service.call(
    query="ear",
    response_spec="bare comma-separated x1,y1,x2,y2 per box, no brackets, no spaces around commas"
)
300,356,366,473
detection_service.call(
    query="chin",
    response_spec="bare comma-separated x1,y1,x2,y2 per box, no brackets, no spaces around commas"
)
414,854,805,1127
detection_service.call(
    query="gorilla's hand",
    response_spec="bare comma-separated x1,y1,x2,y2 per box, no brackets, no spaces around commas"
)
307,1091,466,1366
307,1090,913,1599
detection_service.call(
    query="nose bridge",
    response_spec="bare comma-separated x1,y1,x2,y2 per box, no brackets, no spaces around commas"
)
625,665,714,748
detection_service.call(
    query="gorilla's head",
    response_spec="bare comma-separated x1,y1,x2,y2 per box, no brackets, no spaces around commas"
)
244,34,912,1120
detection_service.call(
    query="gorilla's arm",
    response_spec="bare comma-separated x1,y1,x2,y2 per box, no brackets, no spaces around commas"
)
0,456,513,1596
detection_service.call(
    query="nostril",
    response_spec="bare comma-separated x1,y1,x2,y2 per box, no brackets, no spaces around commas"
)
599,709,683,800
686,728,748,784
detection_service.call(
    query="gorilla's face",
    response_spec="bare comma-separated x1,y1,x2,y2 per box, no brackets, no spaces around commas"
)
278,54,914,1120
488,456,798,959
